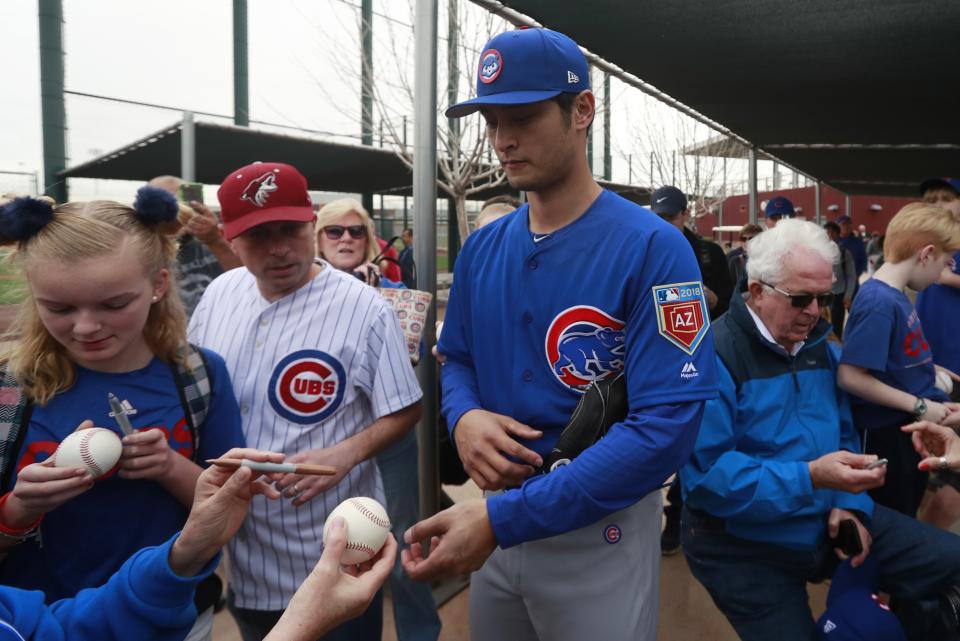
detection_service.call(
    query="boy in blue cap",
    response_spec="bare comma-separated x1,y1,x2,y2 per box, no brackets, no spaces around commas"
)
401,27,716,641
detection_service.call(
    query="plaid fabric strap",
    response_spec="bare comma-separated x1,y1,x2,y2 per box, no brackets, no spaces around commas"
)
172,344,211,459
0,365,26,487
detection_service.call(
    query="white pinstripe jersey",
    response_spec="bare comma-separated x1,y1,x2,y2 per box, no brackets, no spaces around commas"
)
188,261,422,610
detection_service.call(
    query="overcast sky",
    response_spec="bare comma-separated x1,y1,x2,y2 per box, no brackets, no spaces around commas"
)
1,0,770,203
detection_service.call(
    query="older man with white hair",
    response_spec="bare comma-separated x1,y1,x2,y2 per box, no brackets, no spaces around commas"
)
679,219,960,640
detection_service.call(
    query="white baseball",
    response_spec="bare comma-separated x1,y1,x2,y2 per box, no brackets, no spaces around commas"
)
54,428,123,478
323,497,391,564
936,370,954,396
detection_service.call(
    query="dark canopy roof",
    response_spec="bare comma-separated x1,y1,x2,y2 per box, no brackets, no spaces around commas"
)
60,120,648,204
498,0,960,197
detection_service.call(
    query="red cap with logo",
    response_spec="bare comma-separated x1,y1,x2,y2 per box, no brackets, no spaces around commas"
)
217,162,315,240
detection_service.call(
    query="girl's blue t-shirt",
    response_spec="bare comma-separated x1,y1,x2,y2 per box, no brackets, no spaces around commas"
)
840,278,948,430
0,349,243,602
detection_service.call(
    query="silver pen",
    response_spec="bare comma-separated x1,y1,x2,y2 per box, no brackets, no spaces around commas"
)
107,393,133,436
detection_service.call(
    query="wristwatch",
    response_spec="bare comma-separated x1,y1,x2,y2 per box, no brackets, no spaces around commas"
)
913,396,928,419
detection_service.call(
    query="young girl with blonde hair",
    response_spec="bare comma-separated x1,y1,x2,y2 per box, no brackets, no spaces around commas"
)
0,188,243,641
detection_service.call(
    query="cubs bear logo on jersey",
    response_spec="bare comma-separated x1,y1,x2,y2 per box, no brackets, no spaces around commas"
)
268,350,346,424
545,305,626,392
652,282,710,355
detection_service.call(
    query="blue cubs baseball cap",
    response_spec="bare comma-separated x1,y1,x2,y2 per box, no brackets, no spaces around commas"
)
445,28,590,118
815,558,906,641
650,186,688,217
920,177,960,196
765,195,795,219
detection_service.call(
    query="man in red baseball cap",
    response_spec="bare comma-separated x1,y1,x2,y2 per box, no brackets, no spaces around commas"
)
188,161,424,641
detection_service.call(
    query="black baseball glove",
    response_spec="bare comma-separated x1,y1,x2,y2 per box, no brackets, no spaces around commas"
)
542,371,628,473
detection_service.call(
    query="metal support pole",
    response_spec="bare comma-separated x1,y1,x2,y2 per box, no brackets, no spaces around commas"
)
603,73,611,181
413,0,439,521
748,146,758,225
772,161,779,191
403,115,409,229
232,0,249,126
649,152,654,189
447,0,460,142
845,194,852,220
38,0,68,203
361,0,374,215
628,154,632,184
815,181,822,225
181,111,196,182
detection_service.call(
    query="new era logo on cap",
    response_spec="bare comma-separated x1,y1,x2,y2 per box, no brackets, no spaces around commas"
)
567,70,580,84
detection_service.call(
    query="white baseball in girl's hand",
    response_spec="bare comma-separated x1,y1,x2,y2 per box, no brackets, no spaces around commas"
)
323,497,391,564
936,370,954,396
54,427,123,478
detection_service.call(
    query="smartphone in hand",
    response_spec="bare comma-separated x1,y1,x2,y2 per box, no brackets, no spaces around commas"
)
832,519,863,556
178,181,203,204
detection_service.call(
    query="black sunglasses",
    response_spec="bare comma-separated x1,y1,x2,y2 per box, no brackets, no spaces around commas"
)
760,280,834,309
323,224,367,240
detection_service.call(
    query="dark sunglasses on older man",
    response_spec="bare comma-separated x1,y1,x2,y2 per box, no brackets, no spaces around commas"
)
760,280,834,308
323,224,367,240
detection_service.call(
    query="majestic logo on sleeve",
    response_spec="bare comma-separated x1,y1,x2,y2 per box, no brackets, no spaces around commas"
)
652,282,710,355
268,350,346,424
545,306,626,392
240,170,279,208
478,49,503,84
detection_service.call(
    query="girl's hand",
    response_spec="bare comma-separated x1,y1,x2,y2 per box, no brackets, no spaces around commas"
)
119,428,177,481
4,460,93,527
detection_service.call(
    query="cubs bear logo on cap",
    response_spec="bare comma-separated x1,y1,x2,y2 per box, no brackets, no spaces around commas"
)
479,49,503,84
447,28,590,118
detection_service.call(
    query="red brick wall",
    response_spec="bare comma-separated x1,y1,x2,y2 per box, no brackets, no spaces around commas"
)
696,185,917,239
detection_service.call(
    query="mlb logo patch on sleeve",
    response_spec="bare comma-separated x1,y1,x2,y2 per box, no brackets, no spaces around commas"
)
651,282,710,355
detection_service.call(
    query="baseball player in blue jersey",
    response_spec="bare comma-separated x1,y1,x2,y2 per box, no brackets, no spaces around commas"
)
401,28,717,641
188,162,423,641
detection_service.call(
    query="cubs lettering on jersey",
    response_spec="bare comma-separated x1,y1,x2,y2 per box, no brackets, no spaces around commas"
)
269,350,346,424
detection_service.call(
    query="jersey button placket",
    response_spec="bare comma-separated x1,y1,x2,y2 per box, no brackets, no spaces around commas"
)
522,370,533,382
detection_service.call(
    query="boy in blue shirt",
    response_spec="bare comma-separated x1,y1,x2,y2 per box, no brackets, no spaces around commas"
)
838,202,960,516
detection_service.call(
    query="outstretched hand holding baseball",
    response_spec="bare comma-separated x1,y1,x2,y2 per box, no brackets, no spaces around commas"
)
169,448,284,577
401,498,496,582
454,410,543,490
265,517,396,641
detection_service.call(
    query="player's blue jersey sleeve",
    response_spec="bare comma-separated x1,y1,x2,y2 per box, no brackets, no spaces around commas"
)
439,238,483,434
0,536,219,641
197,348,246,461
488,401,703,547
